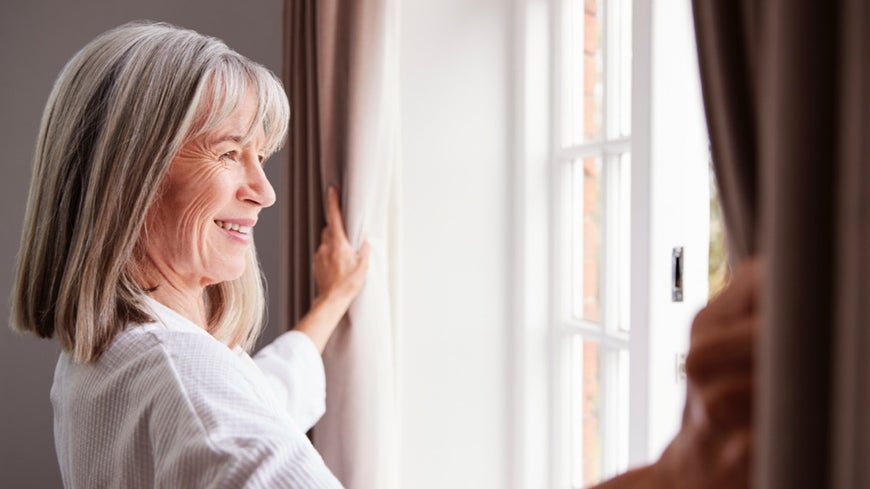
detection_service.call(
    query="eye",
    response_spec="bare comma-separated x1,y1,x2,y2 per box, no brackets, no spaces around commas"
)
258,154,266,164
219,150,239,163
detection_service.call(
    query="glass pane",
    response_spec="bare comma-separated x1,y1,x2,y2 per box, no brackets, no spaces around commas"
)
570,336,602,487
563,0,604,145
613,0,632,137
613,349,630,476
572,156,603,322
600,347,631,480
615,152,631,332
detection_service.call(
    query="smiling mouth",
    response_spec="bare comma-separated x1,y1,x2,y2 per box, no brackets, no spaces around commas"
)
214,220,252,235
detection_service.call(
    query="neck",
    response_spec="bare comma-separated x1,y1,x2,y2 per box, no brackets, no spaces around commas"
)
149,285,209,330
138,255,209,330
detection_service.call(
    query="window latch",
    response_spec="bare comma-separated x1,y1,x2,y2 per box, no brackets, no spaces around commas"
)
672,246,684,302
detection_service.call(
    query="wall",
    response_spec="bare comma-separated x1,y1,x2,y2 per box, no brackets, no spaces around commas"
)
399,1,512,488
0,2,286,487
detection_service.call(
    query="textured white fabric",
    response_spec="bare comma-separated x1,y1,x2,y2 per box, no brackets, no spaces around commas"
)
51,296,343,489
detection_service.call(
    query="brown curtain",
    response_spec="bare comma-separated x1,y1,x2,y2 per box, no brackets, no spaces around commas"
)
694,0,870,487
284,1,401,488
284,0,324,327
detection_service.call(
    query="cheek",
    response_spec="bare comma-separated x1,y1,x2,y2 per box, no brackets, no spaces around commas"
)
159,163,232,249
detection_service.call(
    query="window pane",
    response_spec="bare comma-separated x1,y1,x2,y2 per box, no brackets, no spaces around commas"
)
601,347,630,479
563,0,604,146
614,152,631,332
572,156,603,323
570,336,602,487
607,0,632,137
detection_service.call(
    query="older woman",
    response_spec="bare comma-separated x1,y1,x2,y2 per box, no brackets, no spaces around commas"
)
11,22,364,488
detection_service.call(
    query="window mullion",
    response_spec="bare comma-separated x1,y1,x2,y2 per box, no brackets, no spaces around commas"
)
557,138,631,161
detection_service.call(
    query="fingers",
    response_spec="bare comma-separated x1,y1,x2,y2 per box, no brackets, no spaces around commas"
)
699,374,752,428
690,257,761,353
687,318,755,381
687,290,757,432
673,257,760,489
325,186,348,240
717,428,752,489
702,257,761,321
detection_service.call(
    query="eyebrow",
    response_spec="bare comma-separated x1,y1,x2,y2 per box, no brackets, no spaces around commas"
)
208,133,270,159
211,134,245,145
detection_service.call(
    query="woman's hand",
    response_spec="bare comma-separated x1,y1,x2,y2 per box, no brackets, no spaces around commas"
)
313,187,371,305
293,187,370,353
655,258,760,489
592,259,759,489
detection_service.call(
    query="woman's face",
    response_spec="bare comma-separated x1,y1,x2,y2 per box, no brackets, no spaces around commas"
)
142,91,275,288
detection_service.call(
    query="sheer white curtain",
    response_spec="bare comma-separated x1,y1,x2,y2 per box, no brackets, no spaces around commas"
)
284,1,401,488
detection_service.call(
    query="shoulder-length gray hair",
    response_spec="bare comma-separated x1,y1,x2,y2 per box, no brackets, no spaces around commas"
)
11,22,289,363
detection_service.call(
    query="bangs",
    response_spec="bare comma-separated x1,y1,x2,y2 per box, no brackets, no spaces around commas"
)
186,54,289,157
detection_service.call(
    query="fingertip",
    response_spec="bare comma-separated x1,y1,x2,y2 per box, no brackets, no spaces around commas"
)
719,429,752,479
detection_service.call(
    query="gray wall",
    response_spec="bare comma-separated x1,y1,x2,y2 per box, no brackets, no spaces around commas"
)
0,1,285,486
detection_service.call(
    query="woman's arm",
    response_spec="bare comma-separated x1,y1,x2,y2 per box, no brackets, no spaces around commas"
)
294,186,370,353
253,330,328,430
253,188,367,426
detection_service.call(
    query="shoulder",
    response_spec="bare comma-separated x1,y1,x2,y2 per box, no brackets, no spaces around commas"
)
115,325,257,395
73,324,260,417
103,325,287,432
101,324,239,377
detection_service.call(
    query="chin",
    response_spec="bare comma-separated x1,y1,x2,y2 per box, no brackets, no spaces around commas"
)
206,261,248,285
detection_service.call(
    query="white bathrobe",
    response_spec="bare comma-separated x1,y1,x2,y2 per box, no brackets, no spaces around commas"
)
50,296,343,488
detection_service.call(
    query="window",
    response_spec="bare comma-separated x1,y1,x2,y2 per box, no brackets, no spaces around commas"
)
513,0,712,488
552,0,632,485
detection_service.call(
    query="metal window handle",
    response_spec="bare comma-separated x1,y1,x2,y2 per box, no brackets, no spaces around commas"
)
672,247,684,302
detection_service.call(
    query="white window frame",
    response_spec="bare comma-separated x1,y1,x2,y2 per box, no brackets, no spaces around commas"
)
550,0,634,486
510,0,655,487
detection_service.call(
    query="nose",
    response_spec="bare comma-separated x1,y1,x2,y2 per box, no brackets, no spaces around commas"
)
238,155,276,208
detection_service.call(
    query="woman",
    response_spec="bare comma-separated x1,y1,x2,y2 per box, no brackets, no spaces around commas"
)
11,22,364,488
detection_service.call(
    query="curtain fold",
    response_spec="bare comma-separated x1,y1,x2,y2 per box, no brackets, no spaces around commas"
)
284,0,324,327
693,0,870,487
284,1,401,488
691,0,759,261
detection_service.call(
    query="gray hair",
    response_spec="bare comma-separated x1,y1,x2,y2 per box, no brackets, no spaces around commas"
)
11,22,289,362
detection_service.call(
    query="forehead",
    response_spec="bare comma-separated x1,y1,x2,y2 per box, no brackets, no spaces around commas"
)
209,91,257,131
194,88,263,146
183,59,288,156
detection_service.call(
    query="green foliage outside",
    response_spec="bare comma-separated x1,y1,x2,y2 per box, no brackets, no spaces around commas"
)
709,165,729,298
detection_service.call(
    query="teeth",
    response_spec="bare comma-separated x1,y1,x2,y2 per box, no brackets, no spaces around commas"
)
215,220,252,235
